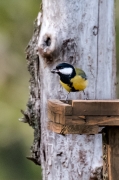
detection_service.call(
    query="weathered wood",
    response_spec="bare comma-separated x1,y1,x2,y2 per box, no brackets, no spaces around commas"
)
73,100,119,116
102,132,109,180
97,0,118,179
108,127,119,180
48,121,99,134
37,0,116,179
65,116,119,126
48,113,119,128
48,99,72,124
48,99,72,115
48,100,119,128
49,99,119,116
48,109,65,124
96,0,116,99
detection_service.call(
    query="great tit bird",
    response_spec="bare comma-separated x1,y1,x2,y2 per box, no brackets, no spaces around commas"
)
51,63,88,100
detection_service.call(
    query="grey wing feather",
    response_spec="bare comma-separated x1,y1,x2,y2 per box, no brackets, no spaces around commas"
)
75,68,87,80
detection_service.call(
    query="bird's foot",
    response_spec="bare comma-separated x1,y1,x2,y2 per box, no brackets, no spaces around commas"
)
84,97,89,100
83,91,89,100
65,92,70,103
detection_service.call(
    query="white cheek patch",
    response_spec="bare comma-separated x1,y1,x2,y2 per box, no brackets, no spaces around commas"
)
59,67,73,75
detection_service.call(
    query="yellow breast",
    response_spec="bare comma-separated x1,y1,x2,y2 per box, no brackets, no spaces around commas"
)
60,80,71,92
71,75,88,91
60,75,88,92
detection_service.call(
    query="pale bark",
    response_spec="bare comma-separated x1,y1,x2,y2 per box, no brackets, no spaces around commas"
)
24,0,116,179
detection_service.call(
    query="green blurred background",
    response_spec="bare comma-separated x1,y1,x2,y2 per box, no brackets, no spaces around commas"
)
0,1,119,180
0,0,42,180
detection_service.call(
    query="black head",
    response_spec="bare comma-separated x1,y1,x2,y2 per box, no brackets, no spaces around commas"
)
51,63,75,77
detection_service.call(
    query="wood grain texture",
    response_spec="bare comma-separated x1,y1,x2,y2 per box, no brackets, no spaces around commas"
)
65,116,119,126
48,121,99,134
38,0,116,179
48,112,119,127
96,0,116,99
48,99,72,124
102,132,109,180
48,109,66,124
48,99,72,115
108,127,119,180
72,100,119,115
48,100,119,126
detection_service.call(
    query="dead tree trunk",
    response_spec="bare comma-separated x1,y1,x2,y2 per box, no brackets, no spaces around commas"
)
24,0,116,179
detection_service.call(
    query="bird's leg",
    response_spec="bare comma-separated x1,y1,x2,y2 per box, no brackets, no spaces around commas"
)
83,90,88,100
83,91,85,95
65,92,70,103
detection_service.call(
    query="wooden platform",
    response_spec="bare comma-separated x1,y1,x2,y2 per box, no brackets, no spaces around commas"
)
48,99,119,134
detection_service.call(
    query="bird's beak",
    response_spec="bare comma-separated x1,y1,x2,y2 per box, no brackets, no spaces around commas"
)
51,69,59,73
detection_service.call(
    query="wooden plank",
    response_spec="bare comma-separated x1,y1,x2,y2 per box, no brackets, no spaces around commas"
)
48,109,119,126
65,116,119,126
48,99,72,115
48,121,63,134
48,109,65,124
48,110,55,122
108,127,119,180
72,100,119,116
48,121,99,134
86,116,119,126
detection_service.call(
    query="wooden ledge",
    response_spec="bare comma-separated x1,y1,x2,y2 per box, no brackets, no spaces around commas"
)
47,99,119,134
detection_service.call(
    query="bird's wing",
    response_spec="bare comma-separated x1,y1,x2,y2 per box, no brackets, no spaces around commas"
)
75,68,87,80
